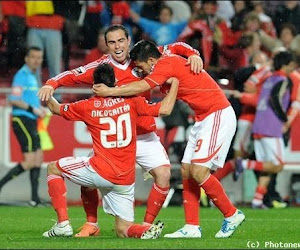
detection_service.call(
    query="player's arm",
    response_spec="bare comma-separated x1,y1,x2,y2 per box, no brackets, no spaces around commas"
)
38,63,97,101
46,96,62,116
161,42,203,73
158,77,179,116
93,79,151,97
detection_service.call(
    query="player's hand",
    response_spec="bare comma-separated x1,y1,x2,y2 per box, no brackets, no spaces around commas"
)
38,85,54,101
92,84,110,97
186,55,203,74
231,90,242,99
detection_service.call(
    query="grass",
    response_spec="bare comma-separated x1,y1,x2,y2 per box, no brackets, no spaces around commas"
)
0,205,299,249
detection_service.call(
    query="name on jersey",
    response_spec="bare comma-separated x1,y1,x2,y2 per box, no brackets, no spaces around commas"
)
91,104,130,117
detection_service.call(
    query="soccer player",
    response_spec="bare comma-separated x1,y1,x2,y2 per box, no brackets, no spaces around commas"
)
38,24,203,237
233,51,295,208
0,47,47,206
93,40,245,238
42,63,179,238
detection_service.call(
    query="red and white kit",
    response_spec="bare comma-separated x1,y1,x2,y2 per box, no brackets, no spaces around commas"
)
57,96,161,221
144,54,234,169
47,42,199,172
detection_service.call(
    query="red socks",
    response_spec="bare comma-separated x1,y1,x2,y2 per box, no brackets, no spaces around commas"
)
245,160,264,171
144,183,169,224
126,224,151,238
81,186,99,223
201,175,236,218
212,160,234,180
182,179,200,225
47,174,68,222
253,186,268,204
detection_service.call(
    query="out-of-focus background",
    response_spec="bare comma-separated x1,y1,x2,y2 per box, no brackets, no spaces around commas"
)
0,0,300,207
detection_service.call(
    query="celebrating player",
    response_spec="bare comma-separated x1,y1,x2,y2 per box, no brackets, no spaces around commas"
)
43,63,179,238
93,40,245,238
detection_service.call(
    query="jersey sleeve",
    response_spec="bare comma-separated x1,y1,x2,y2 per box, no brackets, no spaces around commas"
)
134,97,161,117
144,59,173,89
45,57,109,89
159,42,200,58
60,99,87,121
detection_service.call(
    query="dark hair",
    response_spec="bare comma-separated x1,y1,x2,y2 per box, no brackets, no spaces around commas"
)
280,23,297,37
93,63,115,87
273,51,294,71
130,40,162,62
26,46,42,56
202,0,217,5
104,24,129,44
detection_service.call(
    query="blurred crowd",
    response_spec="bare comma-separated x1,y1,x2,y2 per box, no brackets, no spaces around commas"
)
1,0,300,82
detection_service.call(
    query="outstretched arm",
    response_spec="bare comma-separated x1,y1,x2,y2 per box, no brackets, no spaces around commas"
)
93,79,150,97
46,96,62,115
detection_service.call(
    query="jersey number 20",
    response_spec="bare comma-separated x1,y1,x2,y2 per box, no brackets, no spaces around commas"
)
100,113,132,148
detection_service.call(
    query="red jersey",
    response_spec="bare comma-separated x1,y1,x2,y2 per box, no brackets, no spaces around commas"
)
239,66,272,122
47,42,199,134
144,54,230,121
60,96,161,185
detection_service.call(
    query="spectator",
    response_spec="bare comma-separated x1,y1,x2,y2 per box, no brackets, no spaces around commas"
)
252,1,276,37
26,0,64,83
0,1,26,69
0,47,47,206
84,29,108,65
231,1,251,32
130,5,188,45
80,0,103,50
274,1,300,35
165,1,192,22
216,1,235,27
219,32,262,73
258,23,300,56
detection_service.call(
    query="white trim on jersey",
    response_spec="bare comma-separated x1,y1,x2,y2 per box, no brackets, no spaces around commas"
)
109,54,132,70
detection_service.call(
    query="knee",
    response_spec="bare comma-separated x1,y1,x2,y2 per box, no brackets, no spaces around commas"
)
23,159,35,170
190,164,210,183
274,164,284,173
181,163,191,179
153,166,171,187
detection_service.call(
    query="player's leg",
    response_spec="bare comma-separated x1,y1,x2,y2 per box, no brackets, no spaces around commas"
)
180,107,244,238
43,160,72,237
136,132,171,224
213,119,252,181
75,186,100,237
251,138,284,208
43,156,98,237
234,137,284,181
101,182,164,239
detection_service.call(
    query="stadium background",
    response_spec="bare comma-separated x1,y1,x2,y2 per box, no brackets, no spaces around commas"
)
0,0,300,207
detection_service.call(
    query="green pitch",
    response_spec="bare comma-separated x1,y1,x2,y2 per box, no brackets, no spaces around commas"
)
0,206,299,249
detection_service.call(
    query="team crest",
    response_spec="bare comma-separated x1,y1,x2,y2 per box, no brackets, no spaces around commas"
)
94,100,101,107
72,66,86,75
131,67,143,78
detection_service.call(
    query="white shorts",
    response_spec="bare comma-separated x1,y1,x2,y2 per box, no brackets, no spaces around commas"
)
254,137,285,165
233,119,253,153
136,132,170,172
57,156,135,222
182,106,237,170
